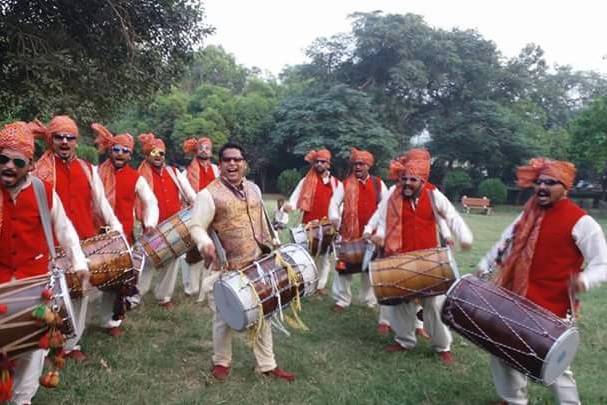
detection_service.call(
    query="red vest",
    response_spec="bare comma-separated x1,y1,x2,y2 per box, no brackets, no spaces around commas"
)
357,177,380,236
197,161,216,191
152,167,182,222
302,176,335,224
526,199,585,317
113,166,140,243
54,156,97,239
0,181,54,282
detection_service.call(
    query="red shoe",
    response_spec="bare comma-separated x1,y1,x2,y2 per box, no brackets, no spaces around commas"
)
439,351,454,365
211,364,230,381
333,304,345,313
67,350,88,363
263,367,296,382
108,327,124,337
377,323,391,336
335,261,347,271
415,327,430,340
159,301,174,310
384,343,409,353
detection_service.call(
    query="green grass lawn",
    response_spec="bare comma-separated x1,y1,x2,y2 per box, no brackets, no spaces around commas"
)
36,205,607,404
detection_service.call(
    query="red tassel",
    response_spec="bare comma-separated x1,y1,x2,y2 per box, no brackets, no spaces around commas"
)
0,354,15,401
41,288,53,301
39,371,59,388
38,332,50,349
0,304,7,315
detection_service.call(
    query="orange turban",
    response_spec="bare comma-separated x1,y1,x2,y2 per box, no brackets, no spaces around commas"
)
304,148,331,163
389,148,431,181
350,148,374,166
182,136,212,155
516,157,576,189
92,123,134,154
0,121,35,160
138,133,165,155
47,115,79,137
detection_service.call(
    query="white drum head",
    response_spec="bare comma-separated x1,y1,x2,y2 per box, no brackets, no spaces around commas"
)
213,277,251,332
279,243,318,296
290,225,308,248
541,327,580,385
57,271,80,339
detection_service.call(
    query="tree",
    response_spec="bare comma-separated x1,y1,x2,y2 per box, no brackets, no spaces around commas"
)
0,0,212,121
569,97,607,171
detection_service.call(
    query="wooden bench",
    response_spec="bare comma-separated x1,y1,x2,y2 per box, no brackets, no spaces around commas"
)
461,196,492,215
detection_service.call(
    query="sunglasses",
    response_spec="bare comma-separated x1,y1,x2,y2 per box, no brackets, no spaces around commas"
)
221,157,244,163
111,145,131,154
534,179,562,187
315,159,329,164
400,176,421,183
150,149,165,157
0,154,28,168
53,134,77,142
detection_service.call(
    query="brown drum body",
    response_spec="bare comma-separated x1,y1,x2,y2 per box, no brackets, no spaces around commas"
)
335,239,375,274
369,248,457,305
0,274,75,359
138,208,196,268
57,231,139,298
441,275,580,385
184,247,203,265
306,219,337,256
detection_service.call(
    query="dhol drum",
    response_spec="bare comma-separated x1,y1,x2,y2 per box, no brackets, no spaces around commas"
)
57,231,143,298
213,243,318,332
0,272,79,359
290,225,308,249
369,247,459,305
306,219,337,256
137,207,196,268
334,239,377,274
441,274,579,385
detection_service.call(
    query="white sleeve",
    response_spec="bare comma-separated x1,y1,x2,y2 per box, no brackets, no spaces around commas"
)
373,185,397,239
573,215,607,290
135,176,159,228
176,169,197,204
285,178,304,211
328,181,345,224
477,213,521,273
91,166,123,234
189,189,215,252
51,191,88,272
363,181,389,235
432,189,473,247
212,163,220,177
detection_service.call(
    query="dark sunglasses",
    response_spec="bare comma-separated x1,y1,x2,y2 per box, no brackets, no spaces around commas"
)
400,176,421,183
111,145,131,154
0,154,28,168
221,157,244,163
53,134,77,142
534,179,562,187
315,159,329,164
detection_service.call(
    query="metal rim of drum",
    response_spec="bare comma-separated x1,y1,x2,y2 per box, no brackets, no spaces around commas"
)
57,271,79,339
540,326,580,385
213,279,250,332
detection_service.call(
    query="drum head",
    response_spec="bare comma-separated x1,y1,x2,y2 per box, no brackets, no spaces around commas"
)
541,327,580,385
213,279,248,332
57,271,80,339
290,226,307,247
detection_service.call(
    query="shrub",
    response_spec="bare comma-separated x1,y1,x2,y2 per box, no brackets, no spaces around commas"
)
443,169,472,201
477,178,507,204
277,168,301,197
76,144,99,164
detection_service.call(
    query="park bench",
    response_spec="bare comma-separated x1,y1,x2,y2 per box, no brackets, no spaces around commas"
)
461,196,492,215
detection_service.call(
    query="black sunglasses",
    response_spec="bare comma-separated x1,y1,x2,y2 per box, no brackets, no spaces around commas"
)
221,157,244,163
53,134,77,142
0,154,28,168
315,159,329,164
111,145,131,154
534,179,562,187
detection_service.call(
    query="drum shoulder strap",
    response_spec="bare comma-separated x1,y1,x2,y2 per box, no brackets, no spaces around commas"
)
165,166,188,202
427,188,446,247
32,177,57,259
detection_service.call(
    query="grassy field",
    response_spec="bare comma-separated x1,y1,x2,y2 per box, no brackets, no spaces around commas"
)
35,205,607,404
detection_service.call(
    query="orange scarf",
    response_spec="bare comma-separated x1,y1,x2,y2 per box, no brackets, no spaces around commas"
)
98,160,116,209
296,169,319,212
341,175,361,240
495,196,544,295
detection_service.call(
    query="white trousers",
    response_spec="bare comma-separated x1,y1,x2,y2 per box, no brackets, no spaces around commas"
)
180,257,210,303
314,252,334,290
135,257,180,304
97,291,122,329
331,272,391,325
11,350,45,405
490,356,580,405
208,289,277,372
390,295,451,352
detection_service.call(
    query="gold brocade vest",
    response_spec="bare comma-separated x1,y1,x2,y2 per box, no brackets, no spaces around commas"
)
207,179,273,270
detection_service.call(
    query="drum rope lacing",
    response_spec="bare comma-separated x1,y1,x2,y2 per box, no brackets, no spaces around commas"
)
372,251,452,301
446,278,567,380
